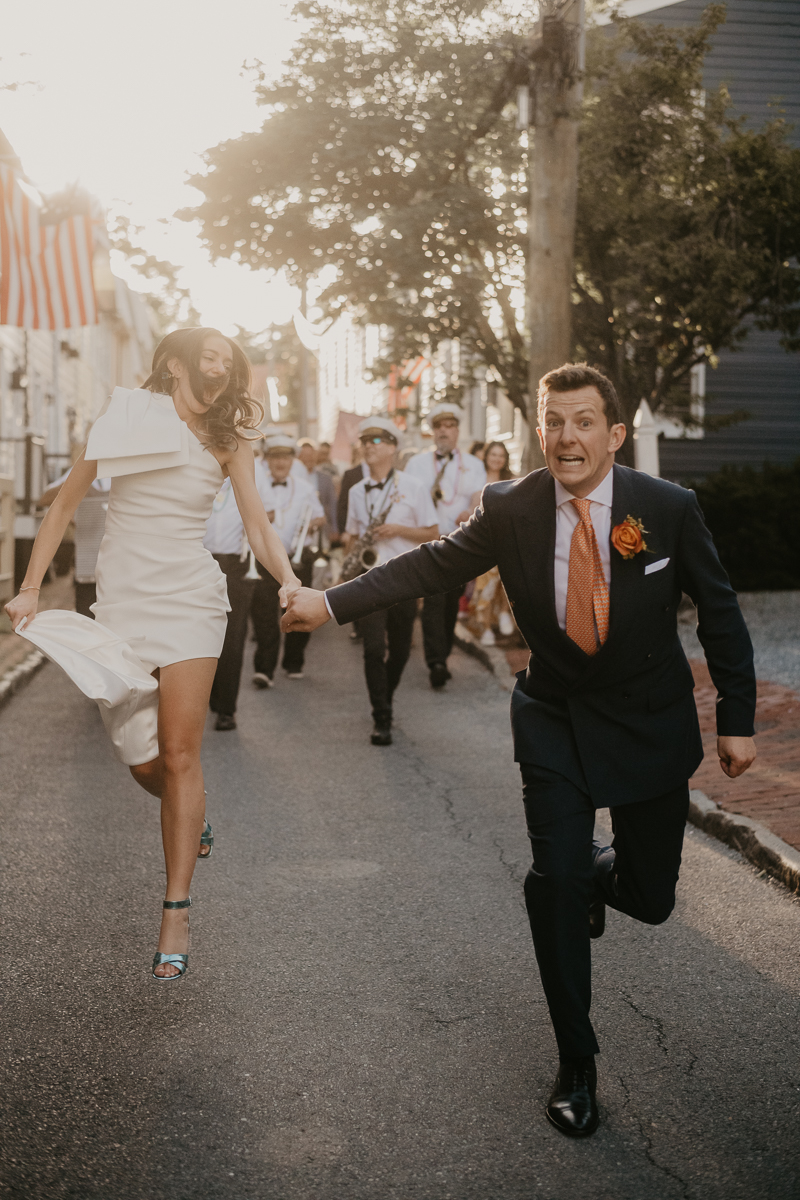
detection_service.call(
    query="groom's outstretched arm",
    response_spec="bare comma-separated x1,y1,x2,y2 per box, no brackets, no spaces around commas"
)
283,500,499,632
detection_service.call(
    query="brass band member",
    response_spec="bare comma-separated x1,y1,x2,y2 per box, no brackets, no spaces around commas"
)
405,403,485,688
251,434,324,688
344,418,438,745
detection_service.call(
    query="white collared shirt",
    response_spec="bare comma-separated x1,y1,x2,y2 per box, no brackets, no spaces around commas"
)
405,448,486,534
346,469,438,566
553,469,613,632
203,466,274,555
259,461,323,553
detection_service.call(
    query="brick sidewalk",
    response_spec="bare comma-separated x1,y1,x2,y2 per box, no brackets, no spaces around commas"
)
688,659,800,853
502,648,800,855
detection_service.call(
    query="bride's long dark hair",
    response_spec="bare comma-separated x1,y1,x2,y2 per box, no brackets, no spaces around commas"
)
142,328,263,452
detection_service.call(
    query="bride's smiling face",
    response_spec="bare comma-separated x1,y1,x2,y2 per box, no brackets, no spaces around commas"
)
168,335,234,414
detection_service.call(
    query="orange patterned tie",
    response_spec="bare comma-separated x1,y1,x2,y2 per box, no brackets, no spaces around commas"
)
565,498,610,656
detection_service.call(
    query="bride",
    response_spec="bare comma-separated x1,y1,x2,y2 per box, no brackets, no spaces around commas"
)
4,328,301,980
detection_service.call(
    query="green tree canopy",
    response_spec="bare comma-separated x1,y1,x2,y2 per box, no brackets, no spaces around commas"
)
184,0,800,430
575,6,800,427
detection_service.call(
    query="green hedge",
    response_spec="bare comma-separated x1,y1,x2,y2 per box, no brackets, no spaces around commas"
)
690,459,800,591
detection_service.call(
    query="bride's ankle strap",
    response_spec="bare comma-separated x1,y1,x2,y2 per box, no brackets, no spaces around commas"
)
163,897,191,909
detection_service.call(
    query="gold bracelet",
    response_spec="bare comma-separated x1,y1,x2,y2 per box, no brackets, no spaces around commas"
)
19,586,40,593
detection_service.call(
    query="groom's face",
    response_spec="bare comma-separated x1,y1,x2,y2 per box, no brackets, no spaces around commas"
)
537,387,627,497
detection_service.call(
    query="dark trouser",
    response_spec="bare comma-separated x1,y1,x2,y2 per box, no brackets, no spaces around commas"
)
251,558,312,678
210,554,256,716
421,586,464,666
520,763,690,1060
75,582,96,619
359,598,417,724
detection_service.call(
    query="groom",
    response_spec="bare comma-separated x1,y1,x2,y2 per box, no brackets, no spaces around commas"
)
282,364,756,1137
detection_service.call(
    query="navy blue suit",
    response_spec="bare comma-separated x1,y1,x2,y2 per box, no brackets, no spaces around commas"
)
326,465,756,1056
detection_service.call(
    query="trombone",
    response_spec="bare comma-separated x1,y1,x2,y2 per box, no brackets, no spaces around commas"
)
240,534,261,580
290,503,315,566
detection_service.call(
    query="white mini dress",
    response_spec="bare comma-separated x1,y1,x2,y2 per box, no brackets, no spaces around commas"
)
17,387,230,766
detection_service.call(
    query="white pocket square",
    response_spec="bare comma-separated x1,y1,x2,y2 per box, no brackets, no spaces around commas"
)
645,557,670,575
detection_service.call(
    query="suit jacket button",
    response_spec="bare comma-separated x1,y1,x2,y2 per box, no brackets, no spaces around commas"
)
645,653,652,659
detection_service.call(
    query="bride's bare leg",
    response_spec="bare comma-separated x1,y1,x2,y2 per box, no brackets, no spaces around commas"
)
133,658,217,978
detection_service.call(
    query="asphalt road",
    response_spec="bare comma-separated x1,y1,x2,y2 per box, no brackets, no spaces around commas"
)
1,620,799,1200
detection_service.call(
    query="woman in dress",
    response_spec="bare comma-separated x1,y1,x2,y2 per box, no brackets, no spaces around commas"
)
4,328,301,980
466,441,517,644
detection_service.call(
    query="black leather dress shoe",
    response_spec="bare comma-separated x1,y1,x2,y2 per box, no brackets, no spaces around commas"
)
546,1056,599,1137
215,713,237,732
429,663,451,689
589,899,606,939
371,723,392,746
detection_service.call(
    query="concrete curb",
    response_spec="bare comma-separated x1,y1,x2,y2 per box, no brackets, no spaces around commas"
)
455,628,800,897
689,790,800,896
453,625,517,692
0,650,47,713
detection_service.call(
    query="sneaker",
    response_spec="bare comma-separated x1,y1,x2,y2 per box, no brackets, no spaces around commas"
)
428,662,451,690
285,669,305,680
252,672,274,689
215,713,237,731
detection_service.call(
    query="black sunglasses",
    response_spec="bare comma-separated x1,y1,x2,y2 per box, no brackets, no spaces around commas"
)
359,434,396,445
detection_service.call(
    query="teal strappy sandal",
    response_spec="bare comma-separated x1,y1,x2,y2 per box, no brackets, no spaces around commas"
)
152,897,191,982
197,817,214,859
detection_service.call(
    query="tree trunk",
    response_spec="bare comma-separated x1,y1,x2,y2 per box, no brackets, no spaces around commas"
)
525,0,585,471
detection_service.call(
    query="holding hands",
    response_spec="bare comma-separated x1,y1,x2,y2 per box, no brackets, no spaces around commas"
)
281,586,331,633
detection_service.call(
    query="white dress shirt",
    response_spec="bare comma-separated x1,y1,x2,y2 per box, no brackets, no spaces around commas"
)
203,467,274,555
553,469,613,632
259,463,323,554
405,448,486,534
345,469,438,566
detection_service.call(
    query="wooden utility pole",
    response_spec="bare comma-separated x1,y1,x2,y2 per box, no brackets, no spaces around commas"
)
298,278,309,439
527,0,585,461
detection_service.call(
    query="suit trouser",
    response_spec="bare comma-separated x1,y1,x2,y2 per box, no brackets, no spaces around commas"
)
210,554,255,716
520,763,689,1060
251,558,312,678
359,598,417,724
421,587,464,666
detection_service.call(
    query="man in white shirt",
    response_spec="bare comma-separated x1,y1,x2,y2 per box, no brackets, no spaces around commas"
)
203,463,275,730
405,403,486,687
292,437,338,539
251,434,324,687
344,417,438,745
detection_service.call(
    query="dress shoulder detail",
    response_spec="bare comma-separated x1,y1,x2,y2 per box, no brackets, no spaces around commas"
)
85,387,190,478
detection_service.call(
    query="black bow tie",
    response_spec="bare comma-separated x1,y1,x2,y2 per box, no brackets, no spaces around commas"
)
365,479,387,493
272,480,288,487
435,451,452,462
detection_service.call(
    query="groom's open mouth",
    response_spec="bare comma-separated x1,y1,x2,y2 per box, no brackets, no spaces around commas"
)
558,455,585,466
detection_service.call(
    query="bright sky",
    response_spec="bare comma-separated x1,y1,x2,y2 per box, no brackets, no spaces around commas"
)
0,0,301,335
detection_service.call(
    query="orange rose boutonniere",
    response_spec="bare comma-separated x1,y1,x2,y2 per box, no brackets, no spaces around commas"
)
611,514,648,560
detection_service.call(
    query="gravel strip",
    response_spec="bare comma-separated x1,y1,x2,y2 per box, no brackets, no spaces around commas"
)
679,590,800,691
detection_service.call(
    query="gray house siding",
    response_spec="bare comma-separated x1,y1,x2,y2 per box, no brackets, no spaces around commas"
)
631,0,800,479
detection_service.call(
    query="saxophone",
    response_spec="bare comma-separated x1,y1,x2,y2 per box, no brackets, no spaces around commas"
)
340,475,397,582
340,514,383,581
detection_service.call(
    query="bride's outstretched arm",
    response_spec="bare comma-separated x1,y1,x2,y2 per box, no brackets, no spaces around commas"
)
4,450,98,630
226,441,301,607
